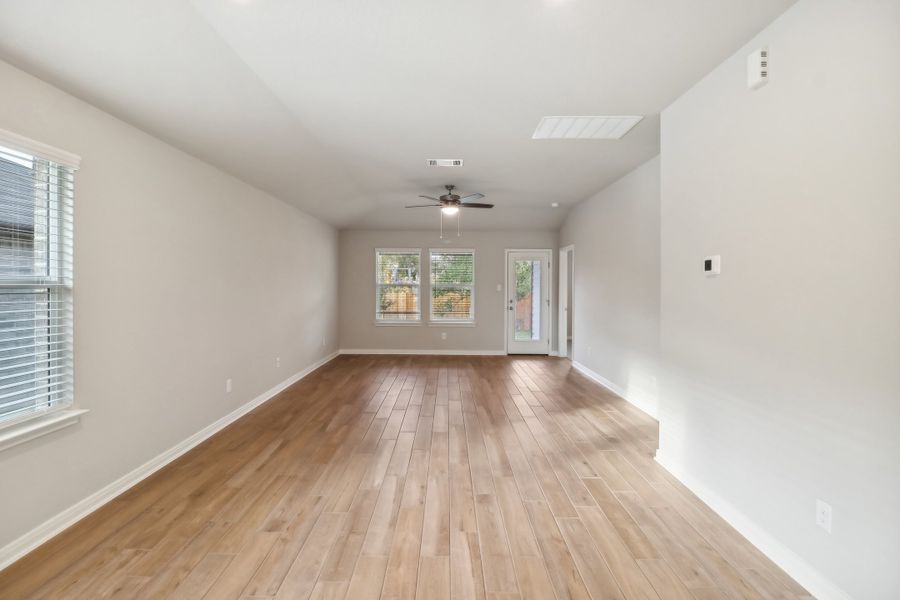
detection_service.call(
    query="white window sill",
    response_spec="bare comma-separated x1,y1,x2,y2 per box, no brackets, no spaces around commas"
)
428,321,477,327
374,320,422,326
0,408,88,453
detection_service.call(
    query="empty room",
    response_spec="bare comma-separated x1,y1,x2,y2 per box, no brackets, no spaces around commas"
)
0,1,897,598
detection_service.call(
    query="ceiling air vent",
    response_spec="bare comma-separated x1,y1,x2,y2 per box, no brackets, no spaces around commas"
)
426,159,464,167
532,116,643,140
747,47,769,90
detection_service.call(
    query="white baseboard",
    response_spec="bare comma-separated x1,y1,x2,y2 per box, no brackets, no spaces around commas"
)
0,351,339,572
655,451,853,600
339,348,506,356
571,360,659,420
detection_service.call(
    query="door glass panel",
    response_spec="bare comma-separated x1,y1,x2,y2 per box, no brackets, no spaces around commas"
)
514,259,541,341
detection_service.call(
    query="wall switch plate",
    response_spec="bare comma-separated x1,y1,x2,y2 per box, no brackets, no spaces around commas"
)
321,336,326,347
441,332,447,340
275,357,281,368
816,499,832,533
496,283,502,292
225,378,232,393
704,255,721,277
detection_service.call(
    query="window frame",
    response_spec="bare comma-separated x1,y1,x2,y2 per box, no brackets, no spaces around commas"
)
374,248,423,325
428,248,476,324
0,130,83,451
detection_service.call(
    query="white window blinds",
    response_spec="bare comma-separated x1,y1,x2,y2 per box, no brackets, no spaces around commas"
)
375,249,421,321
430,250,474,321
0,131,76,426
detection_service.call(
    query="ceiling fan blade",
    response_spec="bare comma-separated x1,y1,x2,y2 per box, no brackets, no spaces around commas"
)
418,195,440,201
405,204,441,208
460,202,494,209
459,193,485,202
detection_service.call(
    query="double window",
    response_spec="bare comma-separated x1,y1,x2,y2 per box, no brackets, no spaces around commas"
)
0,138,76,427
375,249,475,324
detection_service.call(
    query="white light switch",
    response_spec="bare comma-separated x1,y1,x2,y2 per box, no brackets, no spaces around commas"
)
816,499,832,533
496,283,502,292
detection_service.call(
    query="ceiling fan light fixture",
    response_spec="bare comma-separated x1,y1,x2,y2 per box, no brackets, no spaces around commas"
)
441,206,459,216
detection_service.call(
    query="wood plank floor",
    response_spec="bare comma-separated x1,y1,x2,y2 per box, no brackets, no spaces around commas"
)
0,355,812,599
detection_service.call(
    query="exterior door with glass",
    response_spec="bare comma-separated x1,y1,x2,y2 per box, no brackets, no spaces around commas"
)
506,250,551,354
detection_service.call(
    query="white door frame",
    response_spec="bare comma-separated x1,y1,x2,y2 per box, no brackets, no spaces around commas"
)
504,249,553,355
558,245,574,359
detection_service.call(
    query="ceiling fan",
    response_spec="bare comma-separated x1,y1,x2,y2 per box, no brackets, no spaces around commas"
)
406,185,493,238
406,184,493,215
406,184,492,238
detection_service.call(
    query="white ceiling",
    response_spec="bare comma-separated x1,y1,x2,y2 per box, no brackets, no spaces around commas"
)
0,0,796,230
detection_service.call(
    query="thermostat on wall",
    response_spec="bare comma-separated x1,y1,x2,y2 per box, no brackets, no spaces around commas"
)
704,255,721,276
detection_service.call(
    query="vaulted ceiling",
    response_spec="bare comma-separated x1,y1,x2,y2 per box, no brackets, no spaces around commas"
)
0,0,796,230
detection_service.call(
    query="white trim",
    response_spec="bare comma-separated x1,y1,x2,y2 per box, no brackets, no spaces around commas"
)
374,321,421,327
0,409,89,453
655,451,854,600
0,128,81,169
571,360,659,420
0,351,338,572
340,348,505,356
558,244,574,360
427,321,476,328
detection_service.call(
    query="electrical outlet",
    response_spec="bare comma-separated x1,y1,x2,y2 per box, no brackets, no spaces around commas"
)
815,499,832,533
225,378,232,393
587,346,592,356
321,336,326,347
275,356,281,368
441,332,447,340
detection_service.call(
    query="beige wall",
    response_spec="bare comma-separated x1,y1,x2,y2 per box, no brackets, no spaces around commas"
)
0,60,339,551
339,230,559,353
659,1,900,597
560,156,661,418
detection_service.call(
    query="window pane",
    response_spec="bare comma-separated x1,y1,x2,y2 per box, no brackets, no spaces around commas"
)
0,289,53,419
430,252,473,285
376,252,419,284
0,151,49,279
377,285,420,320
432,286,472,320
514,260,541,340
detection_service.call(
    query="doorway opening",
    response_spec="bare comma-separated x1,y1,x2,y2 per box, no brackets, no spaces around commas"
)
558,245,574,359
505,249,552,355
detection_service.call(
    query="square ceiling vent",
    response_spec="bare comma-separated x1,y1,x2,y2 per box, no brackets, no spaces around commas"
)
532,115,643,140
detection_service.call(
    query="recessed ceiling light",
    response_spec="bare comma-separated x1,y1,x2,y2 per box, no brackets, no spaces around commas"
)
551,202,559,208
532,116,643,140
427,159,464,167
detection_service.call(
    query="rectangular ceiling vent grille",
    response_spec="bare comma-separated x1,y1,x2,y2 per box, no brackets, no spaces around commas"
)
532,116,643,140
747,47,769,90
426,159,464,167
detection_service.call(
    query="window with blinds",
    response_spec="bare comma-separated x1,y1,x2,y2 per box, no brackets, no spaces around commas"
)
0,140,75,426
375,249,421,321
430,250,474,321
